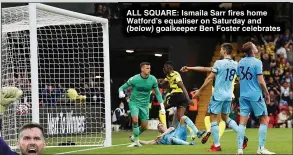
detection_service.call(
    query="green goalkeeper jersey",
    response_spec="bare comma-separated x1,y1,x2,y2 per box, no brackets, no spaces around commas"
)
119,74,163,106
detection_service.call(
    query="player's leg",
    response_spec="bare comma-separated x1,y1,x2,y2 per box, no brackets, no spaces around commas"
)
138,106,150,136
176,106,185,122
237,97,251,154
221,101,239,132
218,115,226,139
208,99,222,152
204,110,211,132
171,117,195,145
180,116,205,139
186,111,199,140
177,108,191,138
128,103,142,147
203,107,226,146
206,116,226,148
168,93,186,128
172,93,187,123
203,98,225,143
171,137,193,145
202,110,211,144
251,98,275,154
221,101,249,149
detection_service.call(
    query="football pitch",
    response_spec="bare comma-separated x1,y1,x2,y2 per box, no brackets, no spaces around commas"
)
43,128,292,154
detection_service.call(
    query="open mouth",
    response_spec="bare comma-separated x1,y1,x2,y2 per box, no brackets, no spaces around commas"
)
28,148,37,154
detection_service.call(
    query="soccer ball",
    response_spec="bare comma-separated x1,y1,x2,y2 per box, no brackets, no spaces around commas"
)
16,104,29,116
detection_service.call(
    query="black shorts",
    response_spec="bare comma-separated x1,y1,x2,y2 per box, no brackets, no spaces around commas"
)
168,93,188,109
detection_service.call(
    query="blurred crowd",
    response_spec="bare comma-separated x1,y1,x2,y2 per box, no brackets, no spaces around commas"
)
13,73,103,108
230,30,293,128
94,3,122,20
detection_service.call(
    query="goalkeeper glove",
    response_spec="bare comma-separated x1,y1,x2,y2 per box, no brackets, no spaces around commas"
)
119,91,125,98
0,87,23,106
0,87,23,113
159,103,166,114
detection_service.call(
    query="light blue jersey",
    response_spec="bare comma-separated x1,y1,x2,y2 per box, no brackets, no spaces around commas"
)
157,124,187,145
157,130,176,145
237,56,263,101
211,58,238,101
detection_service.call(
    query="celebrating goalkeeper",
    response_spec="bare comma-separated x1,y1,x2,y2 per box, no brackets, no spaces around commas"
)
118,62,166,147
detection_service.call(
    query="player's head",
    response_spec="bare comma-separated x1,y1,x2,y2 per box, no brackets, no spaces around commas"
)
220,43,233,56
163,61,175,74
242,42,258,56
157,123,167,133
18,123,46,155
140,62,151,75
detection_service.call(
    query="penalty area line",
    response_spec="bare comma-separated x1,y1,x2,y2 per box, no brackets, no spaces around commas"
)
55,130,233,154
54,143,131,155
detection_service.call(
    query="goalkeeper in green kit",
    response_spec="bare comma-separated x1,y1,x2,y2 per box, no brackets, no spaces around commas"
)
119,62,166,147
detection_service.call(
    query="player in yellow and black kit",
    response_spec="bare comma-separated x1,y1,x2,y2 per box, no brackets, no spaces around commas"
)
159,61,193,122
159,61,206,140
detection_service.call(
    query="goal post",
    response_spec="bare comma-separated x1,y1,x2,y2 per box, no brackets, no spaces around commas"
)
1,3,112,148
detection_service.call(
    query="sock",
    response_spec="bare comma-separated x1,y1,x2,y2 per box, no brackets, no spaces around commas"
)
187,126,194,137
219,120,226,139
138,126,146,136
204,116,211,132
237,124,246,149
226,118,239,133
159,113,167,126
185,117,199,134
171,137,189,145
259,124,267,149
211,121,220,147
132,124,140,141
131,126,146,138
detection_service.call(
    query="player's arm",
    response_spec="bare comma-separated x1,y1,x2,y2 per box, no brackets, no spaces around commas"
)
260,35,268,45
118,77,134,98
140,127,174,145
256,61,270,103
196,72,215,96
177,81,192,104
195,61,218,97
0,137,17,155
160,127,175,137
139,140,157,145
273,35,279,46
153,127,175,144
180,66,212,73
285,40,292,49
258,75,269,102
158,78,168,85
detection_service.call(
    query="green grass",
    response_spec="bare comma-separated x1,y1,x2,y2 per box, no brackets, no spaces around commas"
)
43,128,292,154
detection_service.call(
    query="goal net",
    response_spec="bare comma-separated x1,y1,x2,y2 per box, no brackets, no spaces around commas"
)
1,3,111,148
